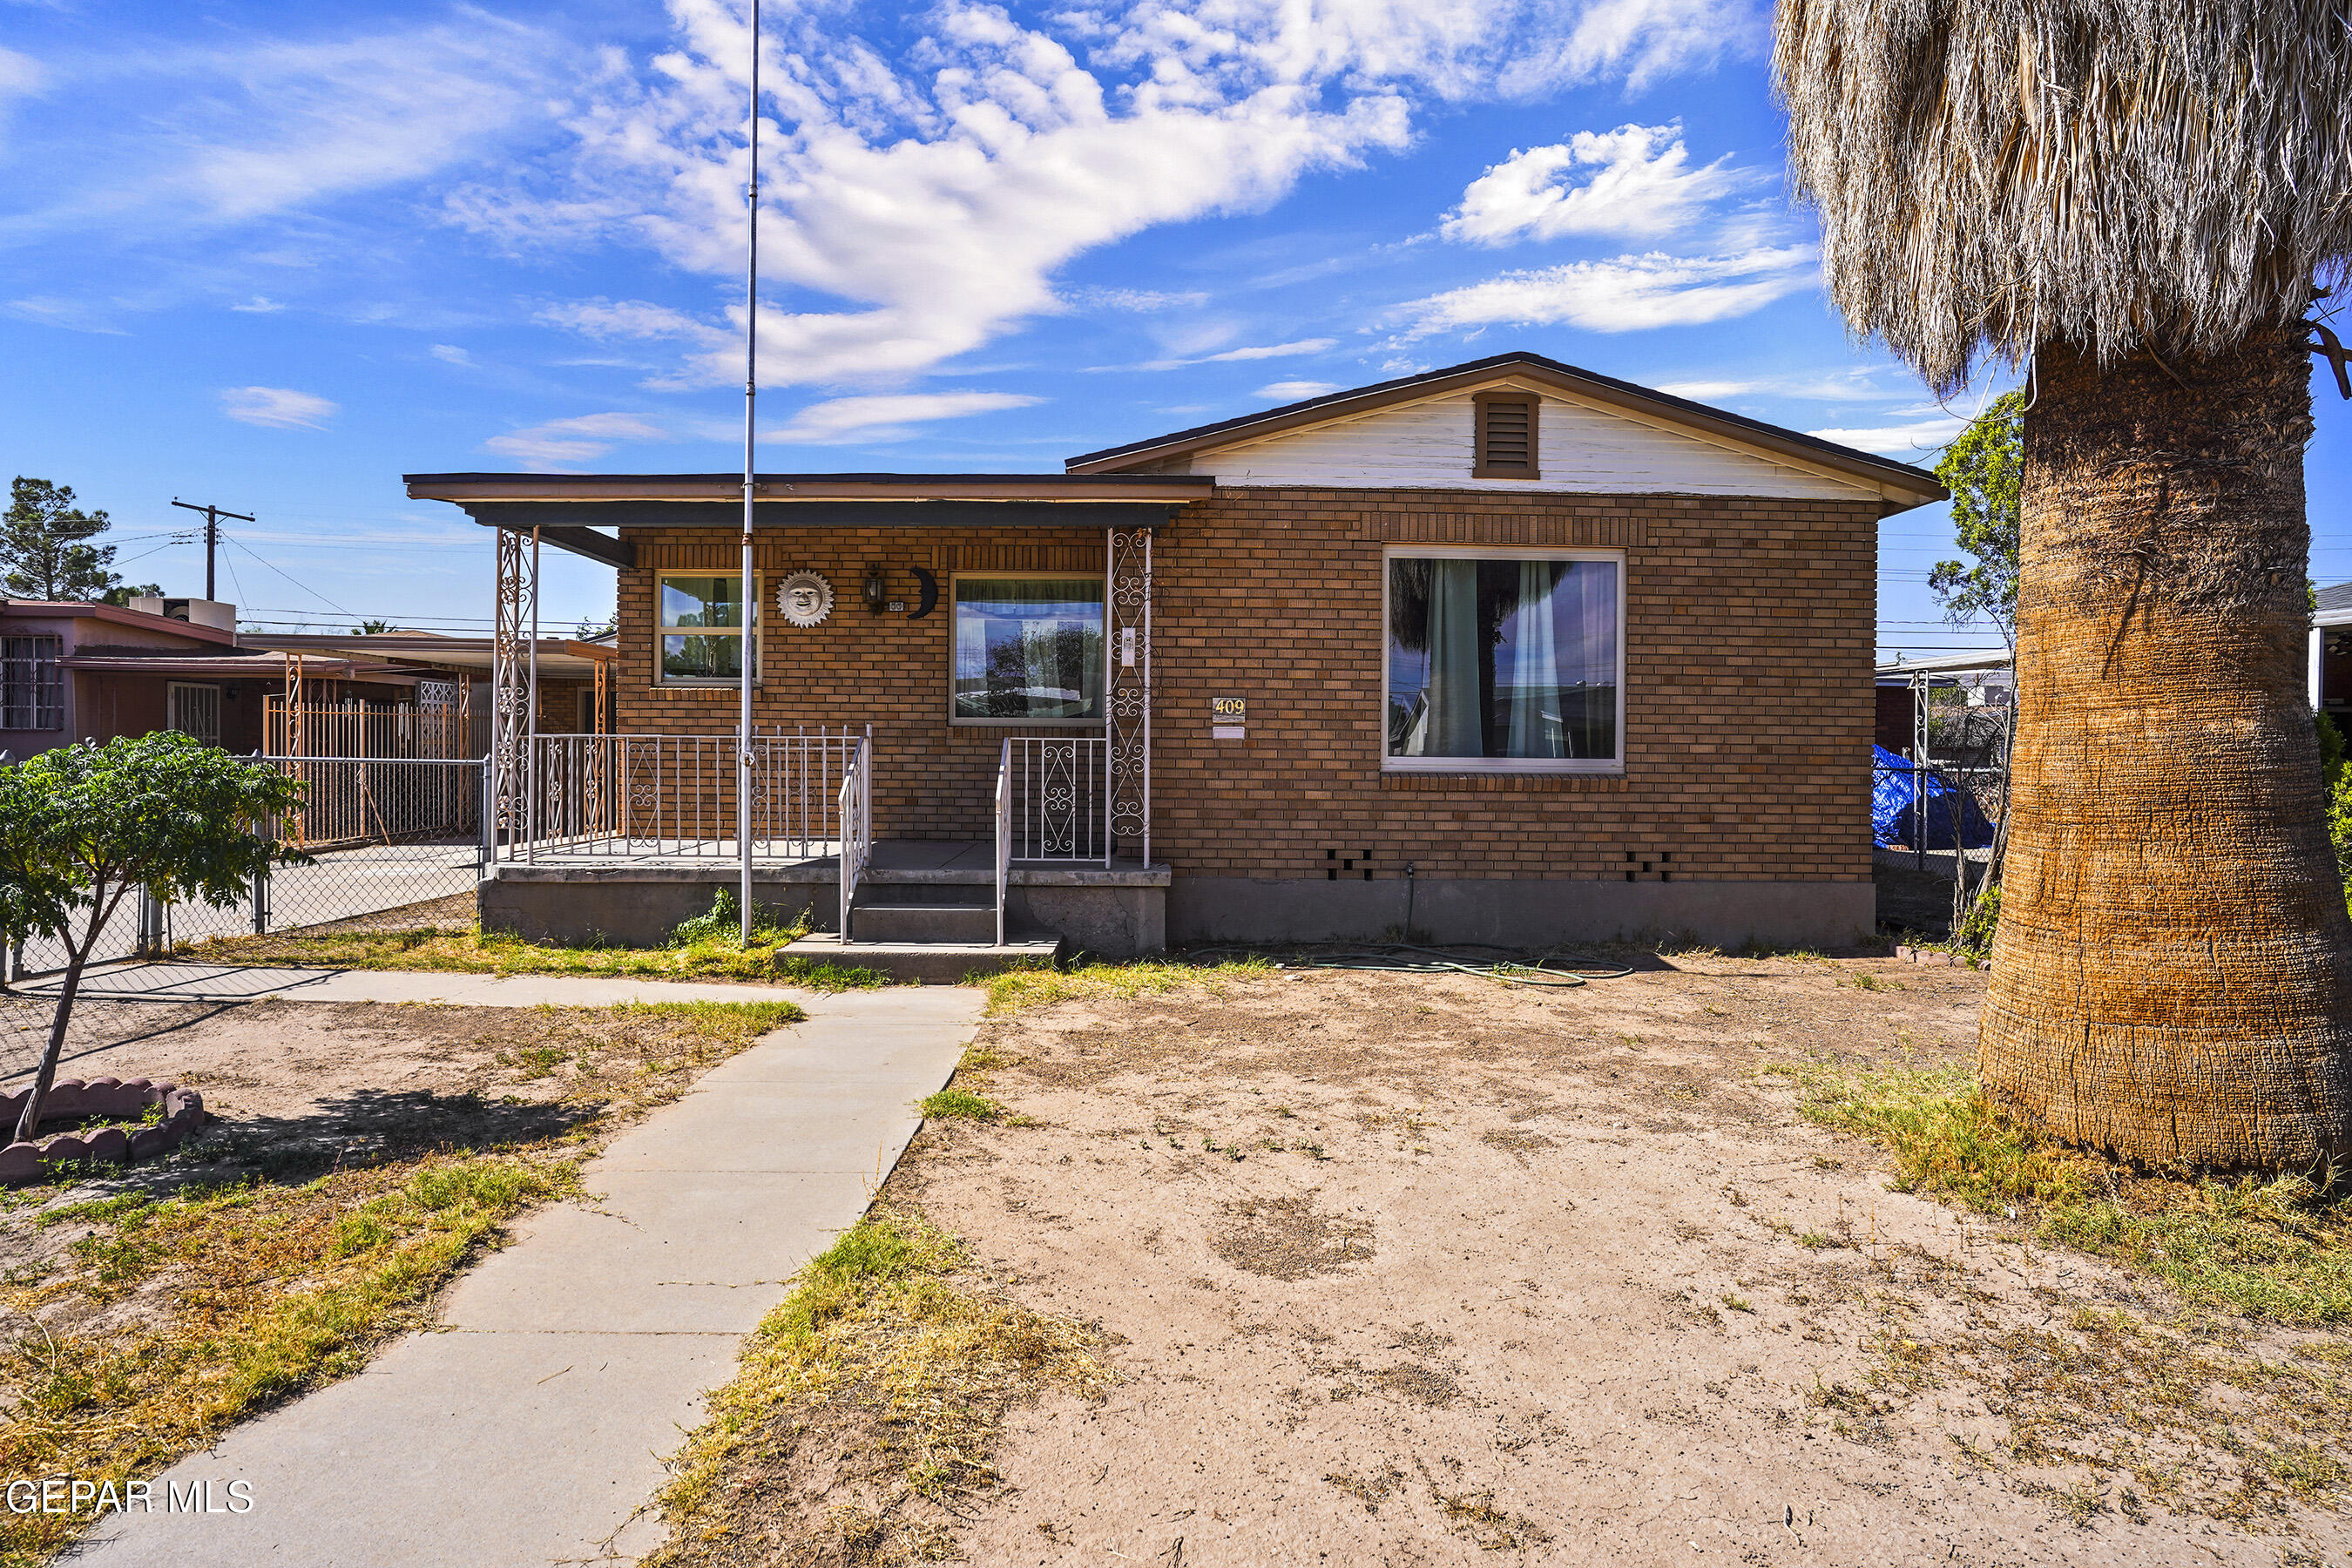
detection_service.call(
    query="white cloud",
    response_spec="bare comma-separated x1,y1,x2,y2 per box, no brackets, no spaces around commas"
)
1442,123,1752,245
220,385,336,429
537,298,726,343
1096,336,1339,373
229,296,285,314
1206,338,1336,362
1805,417,1967,456
767,391,1043,444
1389,246,1816,338
1064,286,1210,313
1254,379,1341,401
3,17,565,241
429,343,471,365
1655,368,1896,402
491,0,1761,389
5,294,127,333
483,412,669,468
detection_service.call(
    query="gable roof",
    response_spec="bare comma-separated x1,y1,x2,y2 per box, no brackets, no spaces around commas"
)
1064,351,1948,510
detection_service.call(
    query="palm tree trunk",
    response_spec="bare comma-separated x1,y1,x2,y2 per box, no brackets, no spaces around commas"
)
1982,321,2352,1170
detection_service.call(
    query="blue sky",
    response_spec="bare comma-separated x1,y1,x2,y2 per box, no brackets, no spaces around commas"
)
7,0,2351,655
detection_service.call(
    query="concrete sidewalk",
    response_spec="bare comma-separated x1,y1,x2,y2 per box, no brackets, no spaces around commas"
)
30,959,816,1007
78,984,983,1567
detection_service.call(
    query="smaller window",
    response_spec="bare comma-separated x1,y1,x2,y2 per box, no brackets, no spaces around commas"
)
1473,392,1540,480
951,575,1105,723
658,573,758,683
167,682,222,747
0,635,64,730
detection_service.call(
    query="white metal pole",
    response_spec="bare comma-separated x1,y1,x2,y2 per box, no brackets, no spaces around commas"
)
738,0,760,943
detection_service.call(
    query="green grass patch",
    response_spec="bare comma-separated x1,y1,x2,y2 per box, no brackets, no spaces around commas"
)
1791,1061,2352,1325
983,956,1274,1015
919,1087,1004,1122
645,1211,1108,1566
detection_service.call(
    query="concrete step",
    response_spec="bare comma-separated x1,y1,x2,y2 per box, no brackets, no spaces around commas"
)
850,902,998,944
780,933,1058,984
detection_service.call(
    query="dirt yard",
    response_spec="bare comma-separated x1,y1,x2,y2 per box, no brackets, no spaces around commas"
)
842,956,2352,1568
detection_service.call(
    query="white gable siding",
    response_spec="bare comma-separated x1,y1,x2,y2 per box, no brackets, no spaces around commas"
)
1186,390,1872,500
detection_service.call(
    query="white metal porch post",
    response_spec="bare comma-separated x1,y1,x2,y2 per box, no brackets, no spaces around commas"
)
1106,525,1152,865
737,0,762,943
490,525,536,862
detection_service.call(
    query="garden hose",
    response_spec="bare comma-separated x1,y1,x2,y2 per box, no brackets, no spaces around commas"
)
1184,944,1633,989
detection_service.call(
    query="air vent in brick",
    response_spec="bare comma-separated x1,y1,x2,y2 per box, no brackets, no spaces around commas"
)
1327,848,1375,882
1625,850,1674,883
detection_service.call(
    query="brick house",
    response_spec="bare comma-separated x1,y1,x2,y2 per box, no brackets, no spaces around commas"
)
409,352,1944,956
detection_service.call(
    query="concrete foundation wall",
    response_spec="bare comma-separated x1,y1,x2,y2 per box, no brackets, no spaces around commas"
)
1166,876,1876,950
479,874,1169,957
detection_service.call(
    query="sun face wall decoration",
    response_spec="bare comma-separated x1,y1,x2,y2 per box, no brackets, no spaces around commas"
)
774,570,834,628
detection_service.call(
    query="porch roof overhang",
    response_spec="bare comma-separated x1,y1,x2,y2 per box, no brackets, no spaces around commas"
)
402,472,1214,567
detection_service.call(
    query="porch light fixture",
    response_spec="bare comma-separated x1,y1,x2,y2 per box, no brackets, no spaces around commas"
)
863,564,887,613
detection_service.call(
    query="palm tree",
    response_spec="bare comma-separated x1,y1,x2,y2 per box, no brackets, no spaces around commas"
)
1774,3,2352,1170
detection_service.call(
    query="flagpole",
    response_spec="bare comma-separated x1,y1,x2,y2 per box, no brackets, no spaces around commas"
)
738,0,760,943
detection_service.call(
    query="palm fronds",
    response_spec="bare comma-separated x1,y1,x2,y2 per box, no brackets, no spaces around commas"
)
1774,1,2352,393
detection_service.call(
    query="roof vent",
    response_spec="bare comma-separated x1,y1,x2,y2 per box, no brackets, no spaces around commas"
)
1472,391,1539,480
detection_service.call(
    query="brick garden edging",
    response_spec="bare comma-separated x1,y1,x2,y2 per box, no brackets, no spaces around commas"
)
0,1078,206,1183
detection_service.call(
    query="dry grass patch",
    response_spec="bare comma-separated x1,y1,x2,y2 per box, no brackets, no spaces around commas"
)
1792,1057,2352,1522
981,956,1274,1014
644,1209,1110,1568
0,998,801,1568
182,923,888,991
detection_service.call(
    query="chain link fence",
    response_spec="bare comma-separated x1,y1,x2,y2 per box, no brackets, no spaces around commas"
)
5,757,486,995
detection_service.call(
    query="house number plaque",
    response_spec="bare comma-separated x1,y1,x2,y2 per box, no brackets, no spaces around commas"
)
774,571,834,628
1211,695,1245,740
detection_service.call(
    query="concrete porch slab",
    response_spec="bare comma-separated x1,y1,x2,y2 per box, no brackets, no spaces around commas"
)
781,932,1058,983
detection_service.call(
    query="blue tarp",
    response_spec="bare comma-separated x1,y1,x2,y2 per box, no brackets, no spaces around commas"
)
1872,744,1995,849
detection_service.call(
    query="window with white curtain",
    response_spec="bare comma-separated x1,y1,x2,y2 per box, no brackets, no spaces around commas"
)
950,575,1104,722
1384,550,1622,772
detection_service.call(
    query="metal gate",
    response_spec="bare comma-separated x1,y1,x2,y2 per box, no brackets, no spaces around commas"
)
4,757,487,990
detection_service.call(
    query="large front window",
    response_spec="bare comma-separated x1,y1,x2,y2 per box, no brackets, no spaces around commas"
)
659,573,756,682
1385,551,1621,770
952,576,1104,722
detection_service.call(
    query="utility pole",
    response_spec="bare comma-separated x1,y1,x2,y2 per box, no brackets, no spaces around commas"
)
170,499,254,601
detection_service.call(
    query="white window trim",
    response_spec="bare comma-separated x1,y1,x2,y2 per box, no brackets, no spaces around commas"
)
946,570,1109,728
1379,544,1627,775
655,571,761,687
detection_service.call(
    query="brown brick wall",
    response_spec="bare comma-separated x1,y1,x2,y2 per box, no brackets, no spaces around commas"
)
612,486,1878,882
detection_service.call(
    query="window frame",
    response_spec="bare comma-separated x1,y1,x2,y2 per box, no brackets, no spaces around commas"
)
654,571,760,687
1471,390,1542,481
166,681,222,747
1379,544,1626,775
0,634,64,731
945,570,1110,728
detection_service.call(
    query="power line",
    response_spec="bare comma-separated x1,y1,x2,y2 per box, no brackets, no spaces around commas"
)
222,533,358,618
170,499,254,601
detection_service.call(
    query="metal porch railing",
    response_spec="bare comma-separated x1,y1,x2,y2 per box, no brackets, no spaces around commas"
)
838,733,872,942
1002,735,1111,866
502,727,868,862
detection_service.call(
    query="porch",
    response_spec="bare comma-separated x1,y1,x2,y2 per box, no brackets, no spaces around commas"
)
409,470,1187,956
481,728,1169,954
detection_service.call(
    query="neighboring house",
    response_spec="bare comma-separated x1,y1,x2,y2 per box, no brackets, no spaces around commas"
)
2316,581,2352,718
0,598,280,757
408,351,1947,954
238,632,616,746
1875,650,2013,755
0,600,612,761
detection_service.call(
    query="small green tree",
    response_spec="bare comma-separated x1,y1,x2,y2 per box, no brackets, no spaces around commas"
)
351,619,395,634
1928,390,2023,645
2,477,141,604
0,735,308,1144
